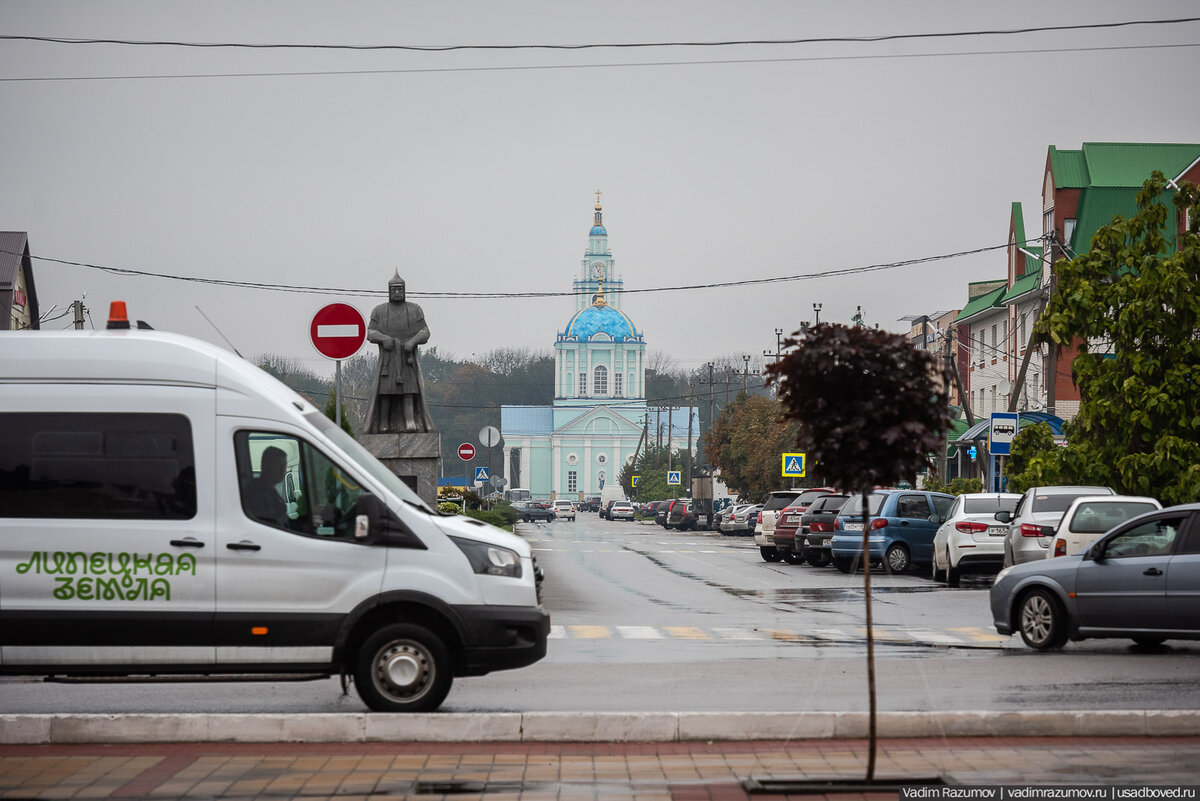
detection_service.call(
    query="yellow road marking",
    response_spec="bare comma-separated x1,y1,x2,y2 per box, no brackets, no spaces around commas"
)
663,626,709,639
568,625,613,639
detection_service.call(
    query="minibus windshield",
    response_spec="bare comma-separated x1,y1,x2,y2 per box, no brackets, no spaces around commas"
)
306,412,435,514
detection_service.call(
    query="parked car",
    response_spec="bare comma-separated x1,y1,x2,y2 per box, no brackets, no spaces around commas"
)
666,499,708,531
608,501,636,521
1046,496,1162,558
712,503,739,530
991,503,1200,649
516,501,556,522
552,499,577,521
656,499,683,528
641,500,662,520
931,492,1021,586
996,486,1115,567
796,494,851,567
830,490,955,573
578,496,602,512
754,490,804,562
600,500,619,520
772,489,838,564
722,504,761,536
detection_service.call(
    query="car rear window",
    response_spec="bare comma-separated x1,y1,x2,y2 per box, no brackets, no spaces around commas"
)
1068,501,1159,534
964,497,1019,514
810,495,849,513
763,492,801,511
1033,492,1101,513
839,494,885,516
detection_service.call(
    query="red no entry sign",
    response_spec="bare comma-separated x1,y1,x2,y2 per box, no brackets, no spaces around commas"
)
457,443,476,461
310,303,366,360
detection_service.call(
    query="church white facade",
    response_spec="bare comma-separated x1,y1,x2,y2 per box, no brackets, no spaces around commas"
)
500,197,695,499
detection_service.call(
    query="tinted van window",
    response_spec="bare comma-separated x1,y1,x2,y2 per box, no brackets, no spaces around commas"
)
0,413,196,519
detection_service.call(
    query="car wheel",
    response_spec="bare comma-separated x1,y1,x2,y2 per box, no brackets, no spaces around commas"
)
781,550,804,565
354,623,453,713
1131,635,1167,646
884,544,910,574
808,551,831,568
832,555,852,573
522,516,530,523
1018,588,1069,650
759,546,782,563
946,559,961,588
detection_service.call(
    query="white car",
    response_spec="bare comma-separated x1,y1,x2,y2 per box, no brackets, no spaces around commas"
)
608,501,636,521
931,492,1021,587
1045,495,1161,558
552,500,577,521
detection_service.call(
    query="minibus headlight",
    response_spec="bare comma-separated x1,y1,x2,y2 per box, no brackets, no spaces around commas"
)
451,537,523,579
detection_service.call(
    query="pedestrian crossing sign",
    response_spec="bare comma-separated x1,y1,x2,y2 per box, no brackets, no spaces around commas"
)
782,453,806,478
474,466,489,483
667,471,681,485
632,475,641,487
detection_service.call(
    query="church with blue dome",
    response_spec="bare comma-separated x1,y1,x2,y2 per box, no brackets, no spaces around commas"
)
500,196,694,499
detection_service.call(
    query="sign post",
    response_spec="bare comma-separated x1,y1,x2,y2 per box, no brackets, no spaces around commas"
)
309,303,366,428
479,426,501,509
989,412,1020,491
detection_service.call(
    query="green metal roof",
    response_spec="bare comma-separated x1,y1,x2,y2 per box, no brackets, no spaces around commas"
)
1048,146,1090,188
1002,267,1041,304
1011,202,1026,246
1022,246,1042,274
954,284,1006,323
1050,142,1200,190
1080,143,1200,187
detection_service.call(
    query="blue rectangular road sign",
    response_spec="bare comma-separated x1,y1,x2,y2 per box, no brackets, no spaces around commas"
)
667,471,681,485
474,466,490,482
989,412,1020,456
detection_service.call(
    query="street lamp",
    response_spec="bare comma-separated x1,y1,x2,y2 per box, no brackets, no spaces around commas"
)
813,302,822,325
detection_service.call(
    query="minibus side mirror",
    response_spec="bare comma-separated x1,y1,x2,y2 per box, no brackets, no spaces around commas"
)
354,492,427,550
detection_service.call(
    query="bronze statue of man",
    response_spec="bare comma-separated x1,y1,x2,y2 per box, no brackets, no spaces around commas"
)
365,273,437,434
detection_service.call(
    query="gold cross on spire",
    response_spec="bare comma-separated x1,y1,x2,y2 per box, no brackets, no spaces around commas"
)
595,189,602,207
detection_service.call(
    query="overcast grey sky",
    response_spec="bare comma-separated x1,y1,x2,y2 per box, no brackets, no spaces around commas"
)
3,1,1198,376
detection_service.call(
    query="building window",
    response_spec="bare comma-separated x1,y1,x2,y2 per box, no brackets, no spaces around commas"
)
1064,218,1077,247
1019,313,1027,348
593,364,608,395
568,470,577,492
613,372,623,396
566,373,573,397
991,324,997,356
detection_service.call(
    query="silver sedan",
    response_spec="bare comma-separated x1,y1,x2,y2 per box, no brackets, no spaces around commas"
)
991,503,1200,649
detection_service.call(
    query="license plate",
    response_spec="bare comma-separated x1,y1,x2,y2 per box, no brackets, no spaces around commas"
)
988,527,1006,536
843,522,863,531
822,538,832,547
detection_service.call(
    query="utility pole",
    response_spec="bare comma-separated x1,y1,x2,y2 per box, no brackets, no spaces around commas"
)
1045,233,1059,417
742,355,750,395
656,407,662,448
813,302,822,325
72,299,86,330
686,383,695,496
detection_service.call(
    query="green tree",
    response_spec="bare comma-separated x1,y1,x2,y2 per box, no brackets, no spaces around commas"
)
703,393,801,501
323,389,356,436
1004,422,1063,494
619,444,678,503
1036,174,1200,504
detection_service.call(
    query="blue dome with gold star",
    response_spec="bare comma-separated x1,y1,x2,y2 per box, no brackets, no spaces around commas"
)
563,296,639,342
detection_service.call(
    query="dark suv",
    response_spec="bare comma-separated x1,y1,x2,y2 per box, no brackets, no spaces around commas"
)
666,499,705,531
796,494,850,567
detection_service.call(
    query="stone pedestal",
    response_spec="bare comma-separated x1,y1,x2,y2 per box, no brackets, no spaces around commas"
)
359,433,441,508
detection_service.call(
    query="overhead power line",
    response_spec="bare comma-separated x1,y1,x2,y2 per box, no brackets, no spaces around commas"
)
2,16,1196,52
4,240,1034,299
4,42,1196,83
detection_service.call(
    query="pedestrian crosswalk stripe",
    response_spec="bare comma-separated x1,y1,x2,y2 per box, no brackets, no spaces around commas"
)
900,628,964,645
949,626,1010,642
569,625,613,639
663,626,709,639
545,623,1010,646
616,626,663,639
710,627,761,640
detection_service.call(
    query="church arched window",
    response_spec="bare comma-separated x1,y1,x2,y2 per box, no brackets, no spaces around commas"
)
593,364,608,395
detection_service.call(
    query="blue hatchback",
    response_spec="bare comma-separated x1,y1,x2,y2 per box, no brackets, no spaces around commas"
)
830,490,955,573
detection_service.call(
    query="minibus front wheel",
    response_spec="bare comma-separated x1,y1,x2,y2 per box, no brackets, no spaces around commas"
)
355,623,453,712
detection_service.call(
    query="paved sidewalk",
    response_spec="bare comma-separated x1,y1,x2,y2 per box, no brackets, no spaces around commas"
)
1,737,1198,800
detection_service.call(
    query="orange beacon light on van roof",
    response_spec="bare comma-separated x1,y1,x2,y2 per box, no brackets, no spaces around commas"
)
106,301,131,330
